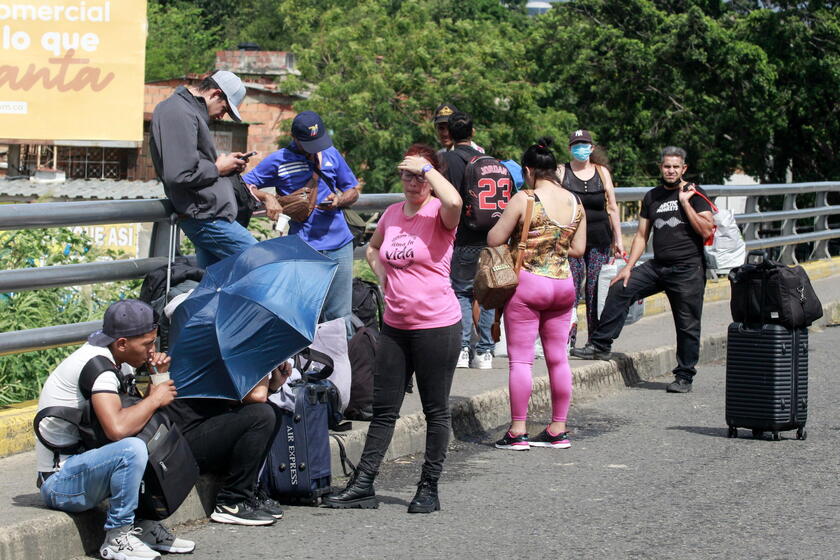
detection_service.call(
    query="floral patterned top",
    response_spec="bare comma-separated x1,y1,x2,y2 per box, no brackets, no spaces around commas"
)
509,192,584,280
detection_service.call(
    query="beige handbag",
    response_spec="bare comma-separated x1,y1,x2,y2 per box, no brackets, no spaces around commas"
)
473,191,535,311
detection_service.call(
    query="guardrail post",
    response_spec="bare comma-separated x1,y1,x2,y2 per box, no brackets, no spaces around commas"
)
149,214,179,258
741,195,759,242
809,191,831,261
778,193,798,265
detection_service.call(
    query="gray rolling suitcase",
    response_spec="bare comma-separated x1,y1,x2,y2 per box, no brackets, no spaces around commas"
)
725,322,808,440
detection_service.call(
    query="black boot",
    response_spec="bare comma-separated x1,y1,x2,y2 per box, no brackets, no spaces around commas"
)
407,476,440,514
323,469,378,509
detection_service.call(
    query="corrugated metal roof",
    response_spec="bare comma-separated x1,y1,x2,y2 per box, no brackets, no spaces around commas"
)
0,179,165,200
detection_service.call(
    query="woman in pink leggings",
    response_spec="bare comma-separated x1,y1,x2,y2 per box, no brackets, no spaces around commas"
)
487,137,586,450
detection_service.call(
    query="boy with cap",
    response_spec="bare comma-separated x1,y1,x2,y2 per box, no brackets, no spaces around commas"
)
243,111,360,329
34,300,194,560
150,71,281,269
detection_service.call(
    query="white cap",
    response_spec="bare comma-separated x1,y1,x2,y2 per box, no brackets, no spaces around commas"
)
211,70,246,122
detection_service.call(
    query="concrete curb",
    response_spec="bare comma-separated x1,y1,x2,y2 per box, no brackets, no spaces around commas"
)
2,298,839,560
1,256,838,461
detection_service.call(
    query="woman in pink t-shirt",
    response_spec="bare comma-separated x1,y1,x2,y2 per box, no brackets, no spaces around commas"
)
324,144,462,514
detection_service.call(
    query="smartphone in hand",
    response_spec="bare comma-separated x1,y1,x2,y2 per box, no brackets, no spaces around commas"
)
241,151,257,162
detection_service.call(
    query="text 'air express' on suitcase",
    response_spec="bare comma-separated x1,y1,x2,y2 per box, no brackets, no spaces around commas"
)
261,380,332,505
725,322,808,441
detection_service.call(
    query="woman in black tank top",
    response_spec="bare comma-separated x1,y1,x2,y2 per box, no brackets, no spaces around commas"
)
558,130,623,349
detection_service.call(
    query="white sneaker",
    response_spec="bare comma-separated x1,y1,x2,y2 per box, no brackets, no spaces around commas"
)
456,347,470,368
100,526,161,560
471,352,493,370
136,520,196,554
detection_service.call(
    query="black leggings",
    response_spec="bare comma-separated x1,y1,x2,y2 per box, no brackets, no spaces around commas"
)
357,321,461,480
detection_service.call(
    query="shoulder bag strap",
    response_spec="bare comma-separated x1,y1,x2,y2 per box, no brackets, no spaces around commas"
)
33,406,87,467
594,164,608,190
79,355,121,401
687,185,718,213
514,191,535,274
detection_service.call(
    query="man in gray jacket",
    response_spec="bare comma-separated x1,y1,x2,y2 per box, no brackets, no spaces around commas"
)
150,71,279,268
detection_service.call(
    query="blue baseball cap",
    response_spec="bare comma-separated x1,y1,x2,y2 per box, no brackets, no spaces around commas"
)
291,111,332,153
88,300,158,347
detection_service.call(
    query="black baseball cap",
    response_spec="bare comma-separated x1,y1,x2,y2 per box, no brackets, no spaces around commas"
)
569,129,594,145
88,300,158,347
433,103,458,124
291,111,333,153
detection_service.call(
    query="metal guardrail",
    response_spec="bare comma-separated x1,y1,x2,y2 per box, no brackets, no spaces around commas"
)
1,182,838,355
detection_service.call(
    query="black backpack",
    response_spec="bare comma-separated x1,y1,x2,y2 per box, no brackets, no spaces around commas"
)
455,151,513,232
728,251,823,329
34,356,199,520
352,278,383,332
344,315,375,421
140,259,204,352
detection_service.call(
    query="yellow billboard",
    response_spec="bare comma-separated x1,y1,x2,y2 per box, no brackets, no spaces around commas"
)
0,0,147,144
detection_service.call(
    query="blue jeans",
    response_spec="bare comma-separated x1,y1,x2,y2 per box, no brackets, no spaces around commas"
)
319,242,354,336
179,217,258,269
40,438,147,530
450,245,495,355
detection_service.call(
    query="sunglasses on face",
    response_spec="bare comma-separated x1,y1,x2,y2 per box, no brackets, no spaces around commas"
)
399,170,428,184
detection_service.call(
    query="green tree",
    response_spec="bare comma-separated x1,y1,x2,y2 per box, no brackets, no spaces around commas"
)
530,0,781,185
735,3,840,182
0,229,140,405
269,0,573,192
145,1,225,82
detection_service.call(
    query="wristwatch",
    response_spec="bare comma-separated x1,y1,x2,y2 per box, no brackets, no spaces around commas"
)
421,163,433,174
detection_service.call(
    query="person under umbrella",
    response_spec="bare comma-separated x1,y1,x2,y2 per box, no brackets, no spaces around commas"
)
165,236,337,525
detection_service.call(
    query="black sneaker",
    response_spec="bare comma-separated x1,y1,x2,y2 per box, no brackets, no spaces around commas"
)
569,344,612,360
666,378,693,393
251,490,284,519
494,431,530,451
210,500,276,526
529,429,571,449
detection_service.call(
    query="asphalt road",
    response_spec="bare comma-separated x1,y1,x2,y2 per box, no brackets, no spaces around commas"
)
173,326,840,560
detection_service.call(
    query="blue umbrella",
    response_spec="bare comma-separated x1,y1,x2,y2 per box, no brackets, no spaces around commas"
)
168,236,337,400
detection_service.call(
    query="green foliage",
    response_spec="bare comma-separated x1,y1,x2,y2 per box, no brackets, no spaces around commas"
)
735,3,840,182
145,1,226,82
353,259,380,285
271,0,574,192
0,229,140,405
531,0,781,185
151,0,839,185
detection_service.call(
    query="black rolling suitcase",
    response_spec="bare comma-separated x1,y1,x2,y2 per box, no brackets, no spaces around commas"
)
725,322,808,440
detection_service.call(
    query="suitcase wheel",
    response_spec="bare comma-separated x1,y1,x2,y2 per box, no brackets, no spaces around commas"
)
772,431,781,441
727,427,737,439
796,428,807,441
751,429,764,439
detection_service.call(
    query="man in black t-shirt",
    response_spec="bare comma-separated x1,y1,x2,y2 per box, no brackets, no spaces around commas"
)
440,112,496,370
571,147,715,393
